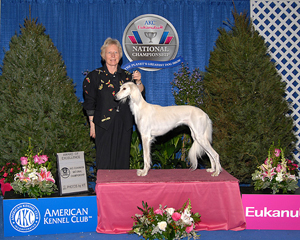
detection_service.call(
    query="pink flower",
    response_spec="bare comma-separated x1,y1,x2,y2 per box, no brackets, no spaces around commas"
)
264,158,272,165
276,164,283,173
33,155,48,165
15,169,30,181
10,168,14,173
33,155,40,164
20,157,28,165
39,155,48,164
185,223,194,233
274,149,281,157
154,208,164,216
38,167,55,183
3,172,8,177
172,212,181,221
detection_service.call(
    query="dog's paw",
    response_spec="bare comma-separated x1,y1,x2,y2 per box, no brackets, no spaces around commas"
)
137,169,148,176
211,171,220,177
206,168,215,173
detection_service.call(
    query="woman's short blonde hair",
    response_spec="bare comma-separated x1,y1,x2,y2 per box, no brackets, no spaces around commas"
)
100,37,123,60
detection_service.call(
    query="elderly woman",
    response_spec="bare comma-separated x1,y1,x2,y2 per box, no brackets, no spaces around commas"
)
83,37,144,170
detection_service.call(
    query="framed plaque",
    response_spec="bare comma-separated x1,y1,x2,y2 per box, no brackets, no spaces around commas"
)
56,151,88,196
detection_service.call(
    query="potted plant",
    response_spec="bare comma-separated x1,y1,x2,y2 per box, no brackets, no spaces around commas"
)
130,199,201,240
9,138,57,199
252,142,299,194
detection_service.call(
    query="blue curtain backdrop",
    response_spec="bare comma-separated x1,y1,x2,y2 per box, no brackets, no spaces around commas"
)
0,0,249,106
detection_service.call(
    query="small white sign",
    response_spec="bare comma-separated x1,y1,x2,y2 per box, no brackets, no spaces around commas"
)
57,151,88,195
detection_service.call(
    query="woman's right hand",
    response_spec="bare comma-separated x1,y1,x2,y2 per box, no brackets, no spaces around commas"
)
90,122,96,138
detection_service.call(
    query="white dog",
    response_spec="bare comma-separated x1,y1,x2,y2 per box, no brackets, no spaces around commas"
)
115,82,221,177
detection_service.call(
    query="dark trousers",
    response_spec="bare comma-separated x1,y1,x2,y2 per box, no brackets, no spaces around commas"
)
95,116,132,170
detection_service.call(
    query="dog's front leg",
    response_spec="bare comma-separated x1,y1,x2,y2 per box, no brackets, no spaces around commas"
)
137,135,152,176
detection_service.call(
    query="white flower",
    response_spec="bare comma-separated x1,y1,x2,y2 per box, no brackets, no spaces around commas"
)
165,207,175,216
275,172,284,182
181,208,193,225
157,221,167,231
28,172,38,181
288,174,297,181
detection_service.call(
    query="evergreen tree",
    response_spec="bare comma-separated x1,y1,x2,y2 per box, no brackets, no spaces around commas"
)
171,63,203,107
0,18,95,177
201,10,297,183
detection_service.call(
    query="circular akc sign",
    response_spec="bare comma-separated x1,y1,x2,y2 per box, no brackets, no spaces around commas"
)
10,203,40,233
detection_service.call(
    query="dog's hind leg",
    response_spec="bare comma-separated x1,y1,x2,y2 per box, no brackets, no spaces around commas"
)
199,139,221,176
189,113,222,176
137,134,153,176
188,138,221,176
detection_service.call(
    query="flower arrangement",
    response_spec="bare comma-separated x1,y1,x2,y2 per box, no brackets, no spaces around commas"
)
252,142,299,194
129,199,201,240
0,162,21,195
0,162,21,183
10,138,57,198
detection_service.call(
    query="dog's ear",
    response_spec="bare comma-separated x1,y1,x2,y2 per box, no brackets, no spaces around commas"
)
129,83,141,103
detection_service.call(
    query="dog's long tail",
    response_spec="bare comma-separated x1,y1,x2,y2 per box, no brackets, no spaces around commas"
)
205,116,213,143
188,115,213,170
188,142,203,170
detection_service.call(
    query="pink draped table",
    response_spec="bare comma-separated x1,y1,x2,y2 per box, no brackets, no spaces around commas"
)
95,169,246,234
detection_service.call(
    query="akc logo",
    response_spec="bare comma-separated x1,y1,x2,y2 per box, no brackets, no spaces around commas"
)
9,203,40,232
60,167,71,178
122,14,180,71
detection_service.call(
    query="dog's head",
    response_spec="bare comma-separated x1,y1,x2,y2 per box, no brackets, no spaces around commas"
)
115,82,136,103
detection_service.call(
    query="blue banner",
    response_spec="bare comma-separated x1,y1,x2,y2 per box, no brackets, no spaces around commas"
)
122,56,184,71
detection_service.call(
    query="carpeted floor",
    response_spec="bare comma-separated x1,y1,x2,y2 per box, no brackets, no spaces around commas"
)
96,169,238,183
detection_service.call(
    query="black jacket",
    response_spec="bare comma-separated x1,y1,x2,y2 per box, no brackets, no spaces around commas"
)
82,65,134,130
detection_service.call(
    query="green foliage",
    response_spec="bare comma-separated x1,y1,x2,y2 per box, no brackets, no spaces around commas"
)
0,17,95,178
171,62,203,107
130,130,144,169
152,132,189,169
200,10,297,183
11,178,58,199
129,129,190,170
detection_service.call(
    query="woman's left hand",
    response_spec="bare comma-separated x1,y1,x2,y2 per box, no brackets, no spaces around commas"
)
132,70,141,81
